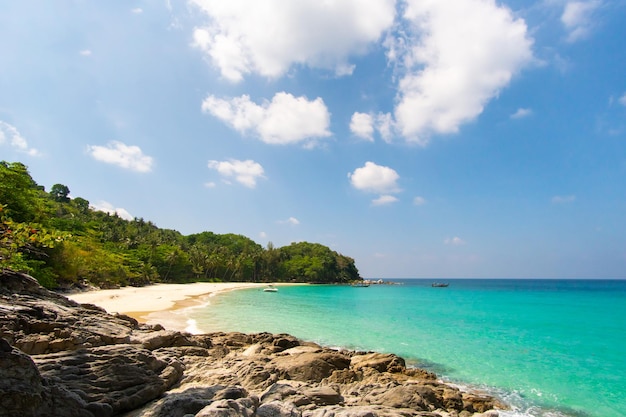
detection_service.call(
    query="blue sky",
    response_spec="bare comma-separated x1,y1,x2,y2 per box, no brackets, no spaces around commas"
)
1,0,625,278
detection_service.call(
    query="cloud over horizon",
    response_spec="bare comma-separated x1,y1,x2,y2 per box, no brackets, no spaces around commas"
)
90,201,133,221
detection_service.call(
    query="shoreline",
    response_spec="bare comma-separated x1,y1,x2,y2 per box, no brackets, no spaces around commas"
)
66,282,277,331
3,271,509,417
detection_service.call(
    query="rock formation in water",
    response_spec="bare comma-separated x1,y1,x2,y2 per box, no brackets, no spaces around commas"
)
0,270,505,417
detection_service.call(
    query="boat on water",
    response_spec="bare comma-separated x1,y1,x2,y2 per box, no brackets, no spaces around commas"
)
431,282,449,288
263,284,278,292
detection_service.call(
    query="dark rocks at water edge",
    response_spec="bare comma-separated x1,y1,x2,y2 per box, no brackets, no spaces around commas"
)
0,270,506,417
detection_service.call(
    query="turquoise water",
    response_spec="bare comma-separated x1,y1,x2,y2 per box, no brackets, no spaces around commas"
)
186,279,626,417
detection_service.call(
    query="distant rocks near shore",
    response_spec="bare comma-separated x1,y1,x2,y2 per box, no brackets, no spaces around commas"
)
1,270,505,417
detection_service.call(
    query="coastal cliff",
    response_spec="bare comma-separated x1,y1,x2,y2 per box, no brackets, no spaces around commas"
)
0,270,505,417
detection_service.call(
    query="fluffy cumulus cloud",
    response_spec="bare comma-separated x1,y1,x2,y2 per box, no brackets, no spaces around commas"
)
349,112,395,143
618,92,626,107
0,121,40,156
87,141,153,172
350,112,375,141
349,162,401,205
561,0,602,42
202,92,331,146
90,201,133,221
190,0,396,82
208,158,265,188
413,196,426,206
393,0,534,145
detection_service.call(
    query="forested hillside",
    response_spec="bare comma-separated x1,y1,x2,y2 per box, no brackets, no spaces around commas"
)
0,161,361,289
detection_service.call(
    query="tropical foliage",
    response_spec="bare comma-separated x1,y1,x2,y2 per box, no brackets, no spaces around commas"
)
0,161,361,288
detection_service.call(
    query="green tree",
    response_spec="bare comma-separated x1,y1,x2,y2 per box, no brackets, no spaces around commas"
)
72,197,90,214
50,184,70,203
0,161,45,222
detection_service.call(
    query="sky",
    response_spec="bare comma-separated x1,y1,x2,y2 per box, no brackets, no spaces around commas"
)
1,0,625,279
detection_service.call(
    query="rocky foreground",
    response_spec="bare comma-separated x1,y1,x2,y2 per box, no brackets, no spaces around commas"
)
0,270,506,417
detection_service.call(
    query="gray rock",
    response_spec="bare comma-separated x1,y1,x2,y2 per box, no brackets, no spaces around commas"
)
302,386,343,406
350,353,406,373
271,352,351,382
0,337,94,417
125,386,222,417
33,343,184,415
196,397,258,417
257,400,302,417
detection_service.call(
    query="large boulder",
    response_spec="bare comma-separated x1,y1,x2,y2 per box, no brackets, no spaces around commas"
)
271,351,351,382
33,344,184,415
350,353,406,373
0,337,95,417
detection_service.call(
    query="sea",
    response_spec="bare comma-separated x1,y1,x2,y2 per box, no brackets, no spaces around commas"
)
182,279,626,417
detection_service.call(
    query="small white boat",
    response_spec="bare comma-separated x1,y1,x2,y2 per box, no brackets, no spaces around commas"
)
263,284,278,292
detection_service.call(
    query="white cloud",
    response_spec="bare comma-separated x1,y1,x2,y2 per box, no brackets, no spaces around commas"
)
413,196,426,206
348,161,401,194
207,158,265,188
90,201,134,221
349,112,395,142
204,181,216,188
372,195,399,206
511,108,533,119
350,112,374,141
259,231,267,239
131,8,143,14
376,113,394,143
552,195,576,204
444,236,466,246
561,1,602,42
278,217,300,225
87,141,153,172
393,0,534,145
79,49,92,56
618,93,626,107
190,0,396,82
202,92,331,146
0,121,40,156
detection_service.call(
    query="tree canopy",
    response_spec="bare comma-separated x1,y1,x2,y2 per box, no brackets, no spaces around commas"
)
0,161,362,288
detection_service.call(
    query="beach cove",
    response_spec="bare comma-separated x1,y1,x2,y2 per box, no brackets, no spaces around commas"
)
1,271,505,417
66,279,626,417
66,281,274,330
177,279,625,417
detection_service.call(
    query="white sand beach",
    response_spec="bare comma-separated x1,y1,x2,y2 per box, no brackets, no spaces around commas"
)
67,282,269,332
